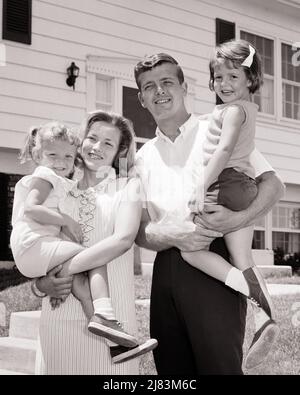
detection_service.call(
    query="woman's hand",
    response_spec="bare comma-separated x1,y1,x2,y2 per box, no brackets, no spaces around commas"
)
61,214,83,244
36,265,73,299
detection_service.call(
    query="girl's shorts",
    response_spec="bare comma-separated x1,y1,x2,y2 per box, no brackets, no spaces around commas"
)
205,167,258,211
12,236,62,278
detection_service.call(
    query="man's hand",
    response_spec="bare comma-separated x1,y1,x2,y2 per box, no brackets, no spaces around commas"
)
36,265,73,299
175,224,222,252
146,219,222,252
194,204,245,234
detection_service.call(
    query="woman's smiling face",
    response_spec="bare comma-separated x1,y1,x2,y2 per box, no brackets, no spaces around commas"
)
81,121,121,172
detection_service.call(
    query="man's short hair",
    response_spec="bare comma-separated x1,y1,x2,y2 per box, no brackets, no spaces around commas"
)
134,53,185,89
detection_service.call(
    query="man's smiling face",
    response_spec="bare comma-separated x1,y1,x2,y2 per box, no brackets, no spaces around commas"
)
138,63,187,123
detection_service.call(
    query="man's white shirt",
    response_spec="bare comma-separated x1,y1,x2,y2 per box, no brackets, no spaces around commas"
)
135,114,274,223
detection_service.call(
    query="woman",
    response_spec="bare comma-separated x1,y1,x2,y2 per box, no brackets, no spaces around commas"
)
34,110,156,374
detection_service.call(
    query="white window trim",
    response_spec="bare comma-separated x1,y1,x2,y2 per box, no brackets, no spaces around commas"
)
237,27,300,127
272,201,300,233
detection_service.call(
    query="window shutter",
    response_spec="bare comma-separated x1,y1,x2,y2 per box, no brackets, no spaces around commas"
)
2,0,32,45
216,18,235,45
215,19,236,103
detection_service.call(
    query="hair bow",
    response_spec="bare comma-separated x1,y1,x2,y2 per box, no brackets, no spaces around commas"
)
241,45,255,68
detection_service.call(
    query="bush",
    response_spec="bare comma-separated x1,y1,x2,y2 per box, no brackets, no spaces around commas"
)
0,266,30,292
274,247,300,274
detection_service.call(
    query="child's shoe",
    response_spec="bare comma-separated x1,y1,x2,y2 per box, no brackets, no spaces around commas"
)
243,267,273,318
110,338,158,364
88,314,138,347
244,319,280,369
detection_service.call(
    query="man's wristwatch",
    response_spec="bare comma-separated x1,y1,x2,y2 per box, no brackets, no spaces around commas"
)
31,278,47,298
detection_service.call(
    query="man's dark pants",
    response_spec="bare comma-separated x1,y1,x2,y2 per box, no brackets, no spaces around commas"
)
150,238,247,375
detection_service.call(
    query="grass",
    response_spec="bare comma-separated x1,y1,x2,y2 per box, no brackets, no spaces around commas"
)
0,274,299,375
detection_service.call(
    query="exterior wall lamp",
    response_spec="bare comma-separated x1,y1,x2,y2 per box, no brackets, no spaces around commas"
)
66,62,80,90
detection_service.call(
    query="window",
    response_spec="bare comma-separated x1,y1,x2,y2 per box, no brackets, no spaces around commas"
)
272,204,300,254
252,231,265,249
240,31,274,115
282,43,300,120
122,86,156,149
253,216,266,249
215,19,235,104
2,0,32,45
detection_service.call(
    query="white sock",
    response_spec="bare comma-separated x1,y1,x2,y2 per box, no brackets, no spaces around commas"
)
225,267,249,296
93,297,115,321
254,308,269,331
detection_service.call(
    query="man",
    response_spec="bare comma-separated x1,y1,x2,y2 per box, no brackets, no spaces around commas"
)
134,53,284,374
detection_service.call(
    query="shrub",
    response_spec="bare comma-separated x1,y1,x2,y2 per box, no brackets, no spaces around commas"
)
274,247,300,274
0,266,30,292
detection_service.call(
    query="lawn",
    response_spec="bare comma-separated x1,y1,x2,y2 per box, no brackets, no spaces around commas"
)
0,274,299,375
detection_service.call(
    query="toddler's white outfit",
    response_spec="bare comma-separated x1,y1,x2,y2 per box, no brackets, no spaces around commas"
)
10,166,74,278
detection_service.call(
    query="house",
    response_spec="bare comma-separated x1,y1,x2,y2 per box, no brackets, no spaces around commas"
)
0,0,299,266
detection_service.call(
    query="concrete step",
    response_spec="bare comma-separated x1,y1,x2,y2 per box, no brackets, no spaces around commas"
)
0,337,37,374
140,248,156,263
9,311,41,340
258,265,292,278
267,283,300,296
141,262,154,277
0,369,29,375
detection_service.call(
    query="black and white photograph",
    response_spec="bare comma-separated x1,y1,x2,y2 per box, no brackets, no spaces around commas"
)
0,0,299,377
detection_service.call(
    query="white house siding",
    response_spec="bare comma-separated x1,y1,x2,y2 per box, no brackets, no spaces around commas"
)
0,0,299,180
0,0,299,259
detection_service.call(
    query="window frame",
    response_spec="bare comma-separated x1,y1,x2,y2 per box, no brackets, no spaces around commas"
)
281,40,300,122
237,26,300,126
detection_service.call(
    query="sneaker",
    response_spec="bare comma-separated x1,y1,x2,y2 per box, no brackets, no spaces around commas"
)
244,319,280,370
88,314,139,347
110,338,158,364
243,267,273,318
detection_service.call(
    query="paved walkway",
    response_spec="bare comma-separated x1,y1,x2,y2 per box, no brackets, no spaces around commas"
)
267,283,300,296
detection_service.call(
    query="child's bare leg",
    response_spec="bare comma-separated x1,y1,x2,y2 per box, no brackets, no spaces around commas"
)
181,238,254,301
181,249,232,283
87,266,138,347
224,225,255,271
47,241,84,307
89,266,114,320
226,226,280,369
71,272,94,319
224,225,274,317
